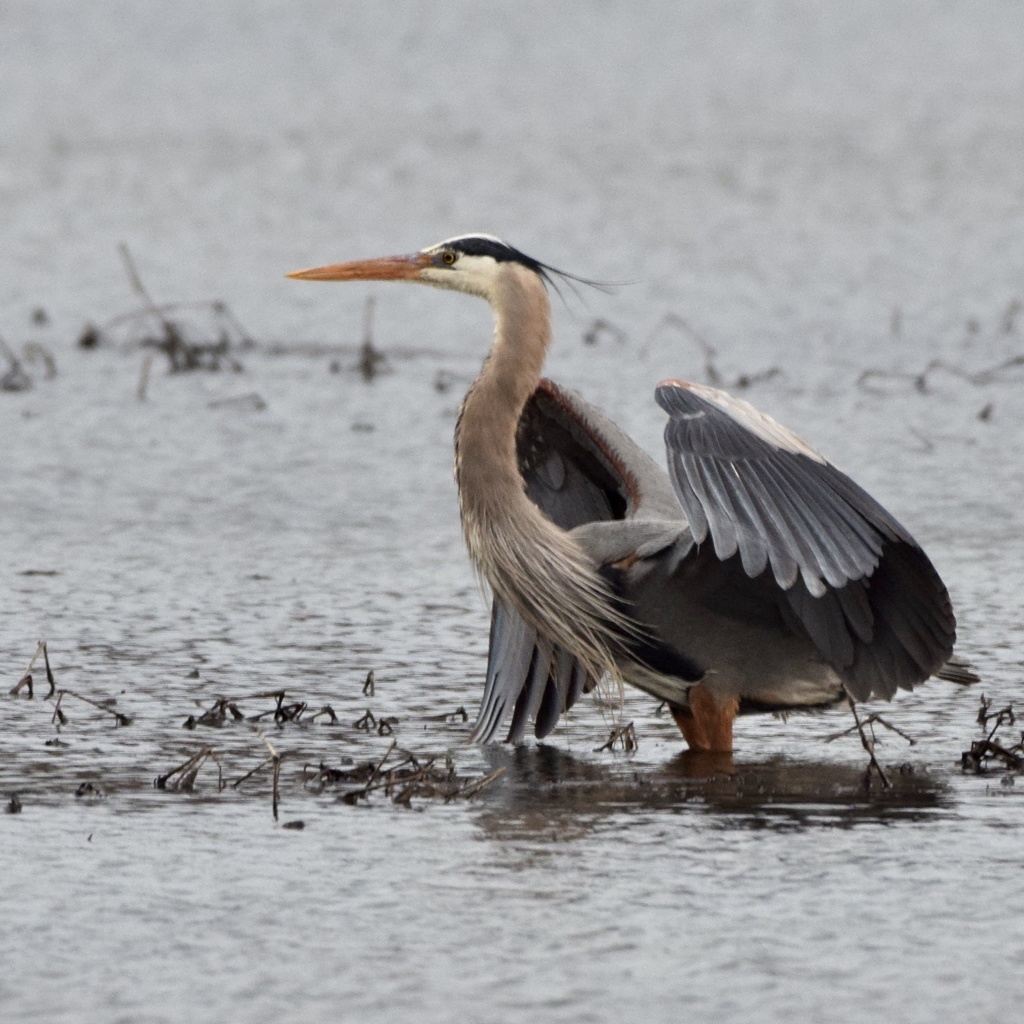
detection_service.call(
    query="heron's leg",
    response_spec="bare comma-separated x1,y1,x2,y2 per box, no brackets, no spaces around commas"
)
669,685,738,753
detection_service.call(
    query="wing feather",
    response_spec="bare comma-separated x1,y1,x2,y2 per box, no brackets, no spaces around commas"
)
507,640,555,743
657,380,955,698
469,602,535,742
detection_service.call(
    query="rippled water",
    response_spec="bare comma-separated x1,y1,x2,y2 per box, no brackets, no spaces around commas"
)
3,3,1024,1022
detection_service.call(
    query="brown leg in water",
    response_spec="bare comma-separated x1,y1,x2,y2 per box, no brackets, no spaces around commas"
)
669,684,739,753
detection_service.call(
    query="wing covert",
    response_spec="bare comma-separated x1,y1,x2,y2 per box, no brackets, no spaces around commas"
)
656,380,913,598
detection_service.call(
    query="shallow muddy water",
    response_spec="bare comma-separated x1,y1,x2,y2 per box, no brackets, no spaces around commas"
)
3,3,1024,1023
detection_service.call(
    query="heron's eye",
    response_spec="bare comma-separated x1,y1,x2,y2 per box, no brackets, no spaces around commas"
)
441,251,457,266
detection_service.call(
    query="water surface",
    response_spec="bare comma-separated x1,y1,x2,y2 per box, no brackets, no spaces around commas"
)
3,4,1024,1022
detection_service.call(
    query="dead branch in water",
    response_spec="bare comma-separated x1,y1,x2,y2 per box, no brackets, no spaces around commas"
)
78,245,251,374
10,645,130,729
303,744,506,807
961,695,1024,774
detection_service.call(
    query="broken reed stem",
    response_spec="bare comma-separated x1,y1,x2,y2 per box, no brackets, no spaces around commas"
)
308,705,338,724
367,740,397,789
52,688,131,727
42,643,55,695
232,755,274,788
211,300,255,347
9,641,54,699
155,747,224,792
119,243,174,336
595,722,638,753
10,673,34,698
253,728,283,822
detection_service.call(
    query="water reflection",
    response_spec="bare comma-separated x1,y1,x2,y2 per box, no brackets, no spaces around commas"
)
472,743,949,840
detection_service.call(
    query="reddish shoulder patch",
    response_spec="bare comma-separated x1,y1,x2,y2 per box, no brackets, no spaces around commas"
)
533,378,641,508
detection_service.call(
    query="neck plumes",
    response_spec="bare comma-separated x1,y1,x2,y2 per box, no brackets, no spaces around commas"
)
454,264,622,684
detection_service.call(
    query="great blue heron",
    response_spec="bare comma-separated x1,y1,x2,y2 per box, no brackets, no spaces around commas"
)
288,234,957,753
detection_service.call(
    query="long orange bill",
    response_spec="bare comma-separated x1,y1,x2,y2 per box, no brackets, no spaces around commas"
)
286,254,430,282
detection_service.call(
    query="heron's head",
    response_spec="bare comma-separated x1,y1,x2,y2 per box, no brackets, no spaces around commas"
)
288,234,576,302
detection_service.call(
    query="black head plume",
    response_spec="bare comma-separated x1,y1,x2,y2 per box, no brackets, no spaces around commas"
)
433,233,614,297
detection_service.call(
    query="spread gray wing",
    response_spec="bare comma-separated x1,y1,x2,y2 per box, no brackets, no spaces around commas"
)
656,379,956,700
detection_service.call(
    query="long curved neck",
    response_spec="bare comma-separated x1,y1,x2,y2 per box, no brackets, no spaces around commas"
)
452,264,625,684
455,264,551,511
